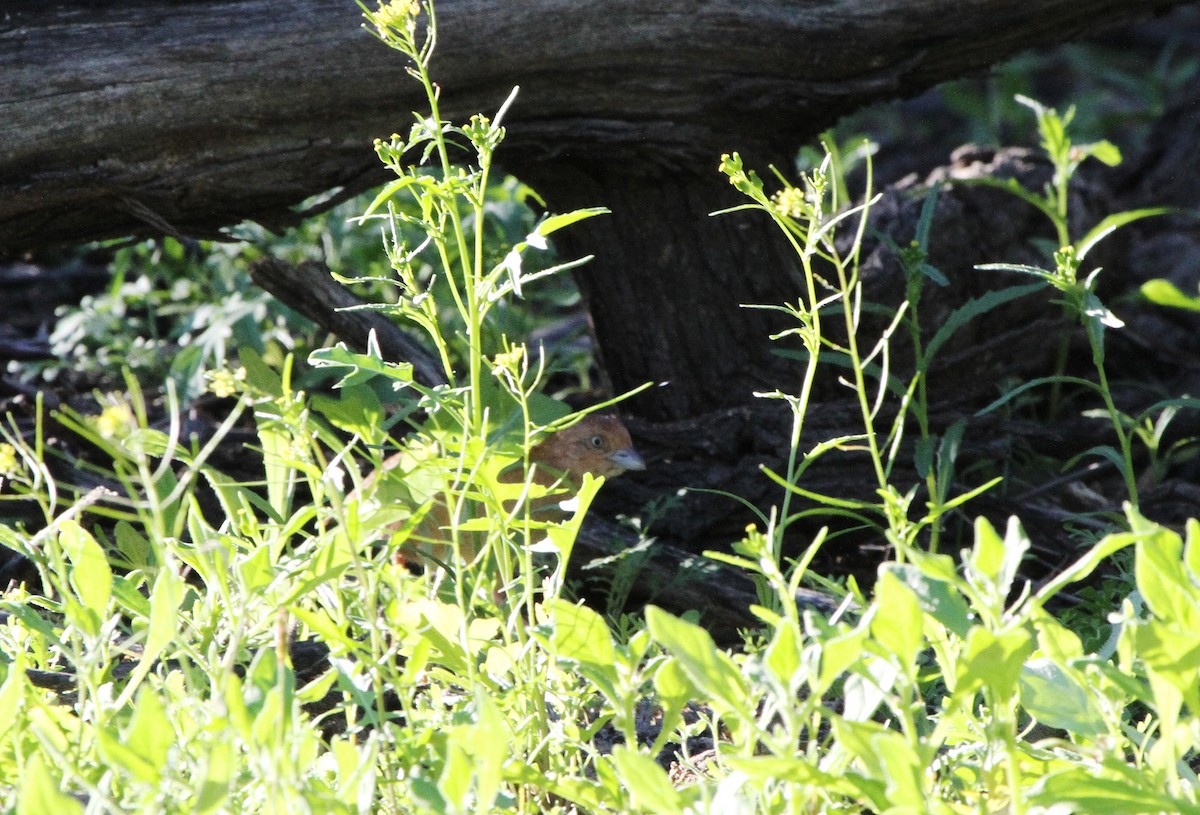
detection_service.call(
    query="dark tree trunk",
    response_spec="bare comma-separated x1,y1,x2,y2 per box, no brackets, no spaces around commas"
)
514,160,804,418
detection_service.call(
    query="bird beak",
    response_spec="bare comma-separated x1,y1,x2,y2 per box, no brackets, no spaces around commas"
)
609,448,646,472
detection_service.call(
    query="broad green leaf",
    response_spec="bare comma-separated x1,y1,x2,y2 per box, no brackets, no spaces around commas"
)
610,746,684,815
17,753,83,815
440,725,472,812
307,337,414,390
0,651,27,741
646,606,748,720
471,693,507,813
871,569,923,674
1019,658,1106,737
890,560,972,638
1134,619,1200,714
59,519,112,619
956,626,1034,700
1030,770,1200,814
237,346,283,397
832,720,923,809
967,516,1006,585
550,599,617,690
97,690,172,784
764,619,802,689
1186,519,1200,586
818,625,869,694
114,521,152,569
310,384,385,439
1136,524,1200,628
238,544,274,594
194,739,234,814
1084,139,1122,167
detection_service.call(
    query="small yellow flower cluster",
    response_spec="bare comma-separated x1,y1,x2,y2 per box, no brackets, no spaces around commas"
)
207,367,247,399
95,401,136,440
372,0,421,34
490,346,527,378
0,443,19,476
772,186,808,219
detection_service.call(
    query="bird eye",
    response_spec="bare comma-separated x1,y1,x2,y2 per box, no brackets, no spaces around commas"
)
588,435,604,449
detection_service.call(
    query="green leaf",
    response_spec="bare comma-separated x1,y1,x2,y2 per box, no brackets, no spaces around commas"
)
114,521,152,570
17,753,83,815
550,599,618,695
645,606,748,720
59,519,112,620
359,175,422,218
470,693,507,814
1030,770,1200,814
310,384,386,439
1141,278,1200,313
956,626,1034,700
610,746,684,815
870,569,923,674
832,720,924,809
1136,523,1200,628
98,690,172,784
764,619,802,688
535,207,610,237
238,545,274,594
1084,139,1122,167
976,375,1101,416
890,559,972,638
966,177,1059,226
1078,208,1170,260
817,625,869,694
965,516,1028,601
1033,530,1138,607
194,739,234,813
114,565,186,709
938,475,1002,512
1019,658,1106,737
923,283,1042,364
307,338,414,390
0,651,27,742
237,346,283,398
976,261,1056,284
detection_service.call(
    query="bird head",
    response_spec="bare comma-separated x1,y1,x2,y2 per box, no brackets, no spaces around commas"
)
529,413,645,485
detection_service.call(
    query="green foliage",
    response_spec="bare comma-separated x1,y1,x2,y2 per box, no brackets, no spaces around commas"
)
35,156,582,405
1,2,1198,812
717,141,1005,567
975,96,1172,509
35,238,313,401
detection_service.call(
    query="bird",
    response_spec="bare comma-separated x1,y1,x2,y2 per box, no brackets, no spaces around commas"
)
521,413,646,491
362,412,645,571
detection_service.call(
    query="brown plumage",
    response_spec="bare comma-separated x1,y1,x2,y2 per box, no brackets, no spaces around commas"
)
523,413,646,489
367,413,644,571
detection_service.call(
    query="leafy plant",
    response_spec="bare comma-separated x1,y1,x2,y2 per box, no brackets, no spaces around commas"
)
974,95,1171,509
34,238,313,401
2,2,1199,813
715,142,1005,572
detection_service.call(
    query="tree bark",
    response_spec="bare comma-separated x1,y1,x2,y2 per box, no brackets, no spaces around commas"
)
0,0,1188,419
